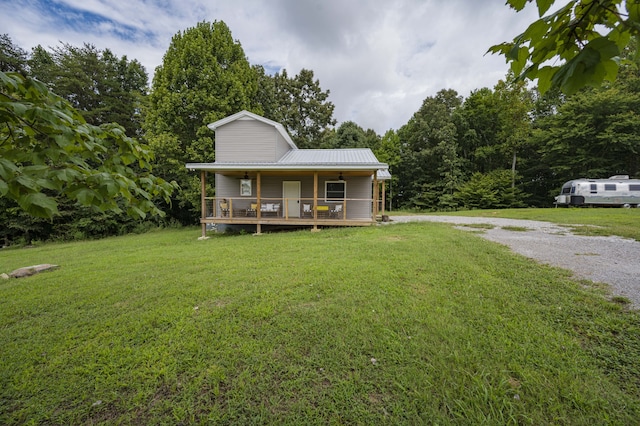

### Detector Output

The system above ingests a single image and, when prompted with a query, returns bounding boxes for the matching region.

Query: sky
[0,0,544,134]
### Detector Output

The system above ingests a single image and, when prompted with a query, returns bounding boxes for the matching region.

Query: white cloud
[0,0,543,133]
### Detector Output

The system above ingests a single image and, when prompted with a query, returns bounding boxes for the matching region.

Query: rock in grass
[8,264,59,278]
[1,273,9,280]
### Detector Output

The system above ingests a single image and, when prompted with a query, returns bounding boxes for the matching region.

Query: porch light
[244,172,249,179]
[338,172,344,181]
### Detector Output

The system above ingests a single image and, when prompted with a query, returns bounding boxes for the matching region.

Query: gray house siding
[215,119,279,162]
[215,174,254,211]
[275,132,292,161]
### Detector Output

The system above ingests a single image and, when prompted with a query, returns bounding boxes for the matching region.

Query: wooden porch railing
[203,197,373,221]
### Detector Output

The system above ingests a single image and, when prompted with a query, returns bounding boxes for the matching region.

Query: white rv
[554,175,640,207]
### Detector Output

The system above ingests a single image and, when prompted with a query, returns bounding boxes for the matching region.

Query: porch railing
[203,197,372,221]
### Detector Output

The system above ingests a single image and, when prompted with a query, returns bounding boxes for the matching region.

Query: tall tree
[536,85,640,185]
[144,21,260,223]
[374,129,401,209]
[252,65,279,120]
[271,68,336,148]
[489,0,640,94]
[493,75,534,188]
[459,87,502,173]
[322,121,379,149]
[434,122,464,209]
[28,43,148,137]
[396,89,463,209]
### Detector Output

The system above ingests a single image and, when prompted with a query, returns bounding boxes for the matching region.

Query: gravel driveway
[387,215,640,309]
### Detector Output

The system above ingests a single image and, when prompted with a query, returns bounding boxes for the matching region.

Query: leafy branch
[488,0,640,94]
[0,71,176,218]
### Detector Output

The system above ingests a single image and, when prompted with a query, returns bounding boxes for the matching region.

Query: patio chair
[219,201,229,217]
[247,203,257,216]
[302,204,312,217]
[330,204,343,218]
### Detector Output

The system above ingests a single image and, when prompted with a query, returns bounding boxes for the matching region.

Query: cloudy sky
[1,0,544,134]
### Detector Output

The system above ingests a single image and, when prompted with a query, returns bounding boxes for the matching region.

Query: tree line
[1,13,639,244]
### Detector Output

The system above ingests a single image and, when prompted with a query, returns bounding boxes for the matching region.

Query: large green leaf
[17,192,58,218]
[536,0,555,16]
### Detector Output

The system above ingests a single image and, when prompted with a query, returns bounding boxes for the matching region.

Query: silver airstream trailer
[554,175,640,207]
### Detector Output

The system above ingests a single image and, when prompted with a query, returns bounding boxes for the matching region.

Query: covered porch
[195,169,389,236]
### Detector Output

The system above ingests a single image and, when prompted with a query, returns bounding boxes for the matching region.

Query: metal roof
[186,147,389,176]
[279,148,382,165]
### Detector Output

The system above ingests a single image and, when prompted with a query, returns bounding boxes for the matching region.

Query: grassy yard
[1,222,639,424]
[418,207,640,241]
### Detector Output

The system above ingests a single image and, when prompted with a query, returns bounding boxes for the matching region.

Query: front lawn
[1,224,639,424]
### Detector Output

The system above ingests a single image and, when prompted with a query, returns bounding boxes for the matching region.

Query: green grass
[501,226,530,232]
[1,224,640,424]
[417,207,640,240]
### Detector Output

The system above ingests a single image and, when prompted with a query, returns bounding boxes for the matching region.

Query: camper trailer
[554,175,640,207]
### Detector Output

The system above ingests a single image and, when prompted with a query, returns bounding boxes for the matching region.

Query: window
[590,184,597,193]
[630,184,640,191]
[325,181,346,201]
[604,184,616,191]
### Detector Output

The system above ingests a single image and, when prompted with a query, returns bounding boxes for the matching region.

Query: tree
[375,129,401,209]
[396,89,464,209]
[271,68,336,148]
[320,121,379,149]
[252,65,279,120]
[434,123,464,209]
[28,43,148,137]
[0,71,174,219]
[459,87,502,173]
[535,85,640,185]
[0,34,27,73]
[493,75,534,188]
[455,170,525,209]
[144,21,260,223]
[489,0,640,94]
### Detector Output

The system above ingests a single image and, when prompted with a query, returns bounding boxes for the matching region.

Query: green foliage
[489,0,640,94]
[0,71,175,219]
[535,83,640,185]
[1,225,639,423]
[455,170,526,209]
[319,120,379,149]
[145,21,260,223]
[269,68,336,148]
[396,89,464,209]
[27,43,148,137]
[0,34,27,73]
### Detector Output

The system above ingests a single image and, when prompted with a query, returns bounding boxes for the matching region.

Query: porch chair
[330,204,343,218]
[302,204,312,217]
[219,201,229,217]
[247,203,257,216]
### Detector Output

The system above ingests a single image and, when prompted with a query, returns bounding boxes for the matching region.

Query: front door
[283,181,301,218]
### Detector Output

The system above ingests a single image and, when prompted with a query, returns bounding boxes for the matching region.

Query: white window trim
[325,180,346,202]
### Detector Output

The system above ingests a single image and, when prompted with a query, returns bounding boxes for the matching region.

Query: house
[186,110,390,236]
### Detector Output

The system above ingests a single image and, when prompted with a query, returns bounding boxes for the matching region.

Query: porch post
[256,172,262,235]
[199,171,207,239]
[373,171,379,222]
[381,181,386,215]
[312,171,319,232]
